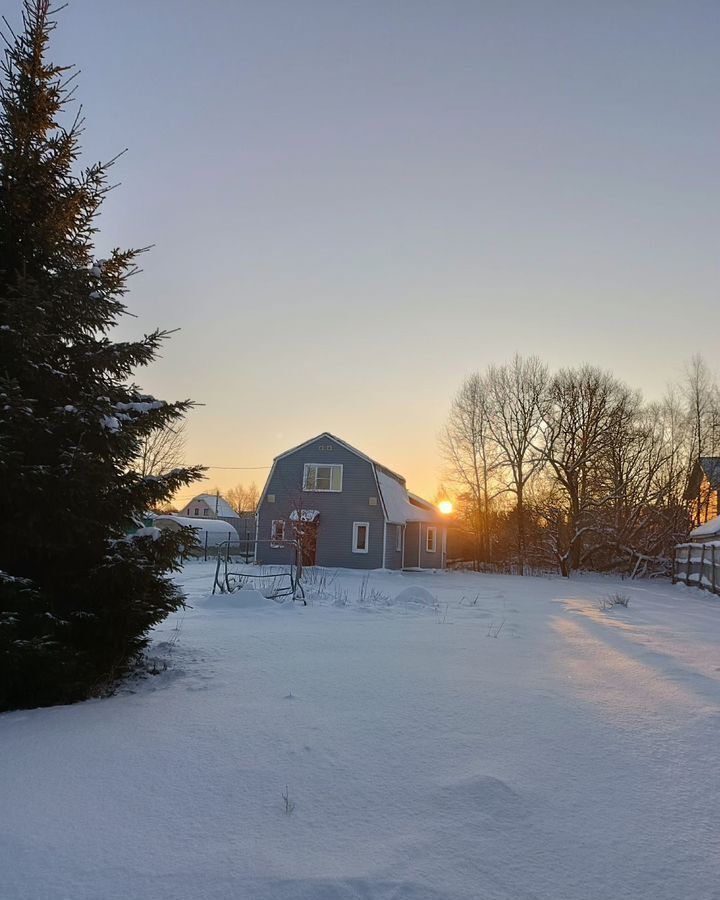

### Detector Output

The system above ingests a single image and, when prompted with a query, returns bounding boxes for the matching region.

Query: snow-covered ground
[3,564,720,900]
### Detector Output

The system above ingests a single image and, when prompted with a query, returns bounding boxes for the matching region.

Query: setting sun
[438,500,453,515]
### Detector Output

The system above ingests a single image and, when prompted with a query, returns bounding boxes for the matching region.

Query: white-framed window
[352,521,369,554]
[303,463,343,492]
[426,526,437,553]
[396,525,403,552]
[270,519,285,548]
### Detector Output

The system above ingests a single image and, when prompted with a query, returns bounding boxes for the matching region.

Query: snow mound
[437,775,527,821]
[196,590,276,610]
[394,586,438,607]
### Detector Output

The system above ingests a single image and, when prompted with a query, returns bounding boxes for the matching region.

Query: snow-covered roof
[154,516,239,538]
[689,515,720,540]
[186,494,238,519]
[375,469,439,524]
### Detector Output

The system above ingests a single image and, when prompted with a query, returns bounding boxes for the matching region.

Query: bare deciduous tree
[540,367,630,575]
[485,355,548,573]
[442,354,720,577]
[225,482,260,515]
[134,421,188,478]
[440,373,503,566]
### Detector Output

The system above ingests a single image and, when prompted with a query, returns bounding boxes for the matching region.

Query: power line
[202,465,271,470]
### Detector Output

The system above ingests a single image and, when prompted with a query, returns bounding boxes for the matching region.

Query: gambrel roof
[264,432,441,525]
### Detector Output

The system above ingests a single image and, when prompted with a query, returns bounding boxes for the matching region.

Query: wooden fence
[673,542,720,596]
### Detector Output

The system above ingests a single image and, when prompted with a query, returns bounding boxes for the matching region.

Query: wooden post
[712,544,717,596]
[686,544,692,585]
[699,544,706,591]
[671,545,676,584]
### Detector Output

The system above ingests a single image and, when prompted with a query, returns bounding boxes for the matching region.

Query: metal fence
[673,542,720,596]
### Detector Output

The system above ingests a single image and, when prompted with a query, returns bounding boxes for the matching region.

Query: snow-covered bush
[599,593,630,611]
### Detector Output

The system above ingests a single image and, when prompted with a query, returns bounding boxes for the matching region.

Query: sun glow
[438,500,453,515]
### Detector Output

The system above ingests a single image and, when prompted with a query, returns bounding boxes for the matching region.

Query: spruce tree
[0,1,204,710]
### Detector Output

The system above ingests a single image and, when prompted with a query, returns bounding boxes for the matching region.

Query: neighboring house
[180,493,238,521]
[154,515,239,550]
[685,458,720,526]
[178,492,255,537]
[255,432,447,570]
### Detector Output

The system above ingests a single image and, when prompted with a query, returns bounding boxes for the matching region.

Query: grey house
[255,433,447,570]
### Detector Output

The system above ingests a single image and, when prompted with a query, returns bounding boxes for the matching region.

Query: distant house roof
[268,432,441,525]
[684,457,720,499]
[699,458,720,490]
[186,493,239,519]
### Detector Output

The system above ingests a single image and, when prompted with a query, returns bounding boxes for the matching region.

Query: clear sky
[41,0,720,503]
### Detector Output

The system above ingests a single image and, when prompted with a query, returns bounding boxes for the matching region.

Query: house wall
[181,498,215,518]
[228,513,256,538]
[404,523,420,567]
[419,522,445,569]
[686,463,720,526]
[256,439,386,569]
[384,523,404,570]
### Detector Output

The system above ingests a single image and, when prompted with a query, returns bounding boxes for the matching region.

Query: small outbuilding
[688,515,720,543]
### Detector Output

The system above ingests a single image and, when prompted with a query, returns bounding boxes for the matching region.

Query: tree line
[441,355,720,577]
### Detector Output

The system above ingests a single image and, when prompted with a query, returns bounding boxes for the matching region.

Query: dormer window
[303,463,343,492]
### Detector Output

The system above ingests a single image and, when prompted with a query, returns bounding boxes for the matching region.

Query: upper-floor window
[426,526,437,553]
[203,509,209,516]
[193,508,199,516]
[303,463,343,492]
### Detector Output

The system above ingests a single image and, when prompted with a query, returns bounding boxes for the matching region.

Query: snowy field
[3,564,720,900]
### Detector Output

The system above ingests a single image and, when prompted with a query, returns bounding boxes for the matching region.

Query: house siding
[256,440,386,569]
[419,522,445,569]
[404,522,420,567]
[384,523,404,570]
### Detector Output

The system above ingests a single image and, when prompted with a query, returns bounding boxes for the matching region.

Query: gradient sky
[39,0,720,504]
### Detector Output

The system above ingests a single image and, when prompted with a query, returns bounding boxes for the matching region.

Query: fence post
[712,544,717,596]
[671,545,676,584]
[204,531,208,562]
[686,544,692,584]
[699,544,706,591]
